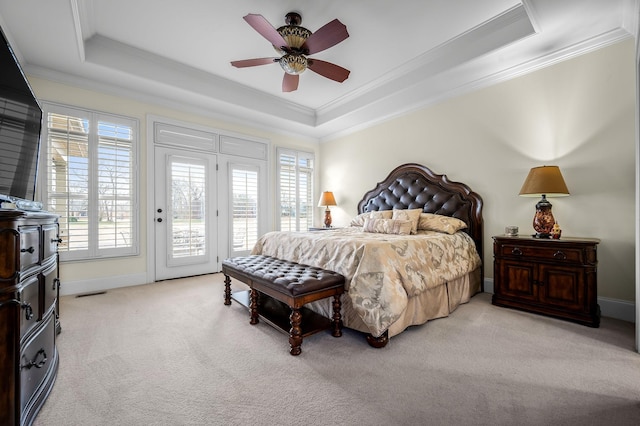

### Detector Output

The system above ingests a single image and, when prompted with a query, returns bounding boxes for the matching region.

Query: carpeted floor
[34,273,640,426]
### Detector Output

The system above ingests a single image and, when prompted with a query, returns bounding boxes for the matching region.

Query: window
[277,148,314,231]
[41,103,138,261]
[230,164,259,253]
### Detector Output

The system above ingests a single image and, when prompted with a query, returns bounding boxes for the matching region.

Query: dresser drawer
[42,259,58,318]
[18,275,40,339]
[20,313,56,415]
[19,226,41,272]
[42,223,59,262]
[497,242,584,264]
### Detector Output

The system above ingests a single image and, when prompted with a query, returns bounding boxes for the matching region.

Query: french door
[154,146,217,280]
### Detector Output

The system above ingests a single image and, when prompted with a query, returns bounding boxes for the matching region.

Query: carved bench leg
[289,308,303,356]
[249,289,259,325]
[223,274,232,305]
[331,294,343,337]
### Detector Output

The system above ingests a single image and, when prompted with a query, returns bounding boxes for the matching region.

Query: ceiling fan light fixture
[232,12,350,91]
[276,24,311,50]
[279,54,307,75]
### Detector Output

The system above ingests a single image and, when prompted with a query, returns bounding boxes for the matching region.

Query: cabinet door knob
[553,251,567,260]
[511,247,523,256]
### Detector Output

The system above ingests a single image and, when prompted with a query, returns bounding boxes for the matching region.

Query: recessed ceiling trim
[316,3,536,126]
[83,34,317,126]
[69,0,86,61]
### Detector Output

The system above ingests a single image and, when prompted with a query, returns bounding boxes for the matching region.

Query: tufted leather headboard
[357,163,484,261]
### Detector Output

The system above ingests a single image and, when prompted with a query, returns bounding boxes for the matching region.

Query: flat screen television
[0,24,43,209]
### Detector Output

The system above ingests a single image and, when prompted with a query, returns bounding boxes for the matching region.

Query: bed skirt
[306,266,482,338]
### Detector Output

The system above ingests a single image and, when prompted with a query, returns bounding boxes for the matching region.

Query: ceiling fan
[231,12,350,92]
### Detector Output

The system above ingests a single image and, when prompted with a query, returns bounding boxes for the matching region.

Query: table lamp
[318,191,337,228]
[519,165,569,238]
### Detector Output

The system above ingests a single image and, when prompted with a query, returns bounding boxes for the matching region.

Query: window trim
[39,101,140,261]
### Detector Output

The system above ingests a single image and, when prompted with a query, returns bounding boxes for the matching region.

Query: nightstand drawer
[498,243,583,264]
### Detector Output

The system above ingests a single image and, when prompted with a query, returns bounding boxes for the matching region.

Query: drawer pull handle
[52,238,63,244]
[21,246,35,254]
[53,278,60,291]
[511,248,523,256]
[553,251,567,260]
[21,302,34,320]
[22,348,47,369]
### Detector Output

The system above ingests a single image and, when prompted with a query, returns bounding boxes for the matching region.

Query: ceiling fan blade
[243,14,289,50]
[307,59,350,83]
[282,73,299,92]
[303,19,349,55]
[231,58,277,68]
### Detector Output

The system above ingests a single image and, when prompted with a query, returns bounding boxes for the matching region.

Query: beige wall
[28,77,317,286]
[320,39,636,302]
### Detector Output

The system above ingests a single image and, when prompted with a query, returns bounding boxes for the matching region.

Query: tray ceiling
[0,0,635,140]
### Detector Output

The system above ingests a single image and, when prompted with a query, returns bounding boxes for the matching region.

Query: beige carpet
[34,273,640,426]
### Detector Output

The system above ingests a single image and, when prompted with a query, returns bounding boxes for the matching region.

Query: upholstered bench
[222,255,345,356]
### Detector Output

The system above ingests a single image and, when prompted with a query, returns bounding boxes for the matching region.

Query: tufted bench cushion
[222,255,345,355]
[223,255,345,296]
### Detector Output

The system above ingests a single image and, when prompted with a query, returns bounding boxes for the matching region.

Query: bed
[251,163,483,347]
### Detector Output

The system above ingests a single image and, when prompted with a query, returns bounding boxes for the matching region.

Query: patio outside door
[154,146,217,280]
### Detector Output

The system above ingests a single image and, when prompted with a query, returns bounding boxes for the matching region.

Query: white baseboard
[483,278,636,324]
[60,273,149,297]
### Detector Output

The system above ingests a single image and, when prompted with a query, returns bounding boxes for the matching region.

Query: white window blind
[231,165,259,252]
[41,103,138,260]
[170,158,206,259]
[277,149,314,231]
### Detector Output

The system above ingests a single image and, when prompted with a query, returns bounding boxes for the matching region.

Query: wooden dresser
[492,235,600,327]
[0,209,61,426]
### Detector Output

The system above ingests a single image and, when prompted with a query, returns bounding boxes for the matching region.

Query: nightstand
[492,235,600,327]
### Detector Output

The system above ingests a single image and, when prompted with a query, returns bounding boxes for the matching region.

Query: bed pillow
[418,213,468,234]
[369,210,393,220]
[349,212,370,227]
[363,218,412,235]
[391,208,422,234]
[350,210,393,227]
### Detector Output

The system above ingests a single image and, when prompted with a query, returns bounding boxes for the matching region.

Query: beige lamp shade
[519,166,570,197]
[318,191,337,207]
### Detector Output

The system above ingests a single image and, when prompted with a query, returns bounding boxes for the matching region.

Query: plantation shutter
[97,120,134,251]
[42,104,138,261]
[231,164,259,253]
[277,149,314,231]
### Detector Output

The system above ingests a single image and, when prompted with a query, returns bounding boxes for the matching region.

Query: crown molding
[316,3,536,127]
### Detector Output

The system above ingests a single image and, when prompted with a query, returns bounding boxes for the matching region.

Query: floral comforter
[251,227,481,337]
